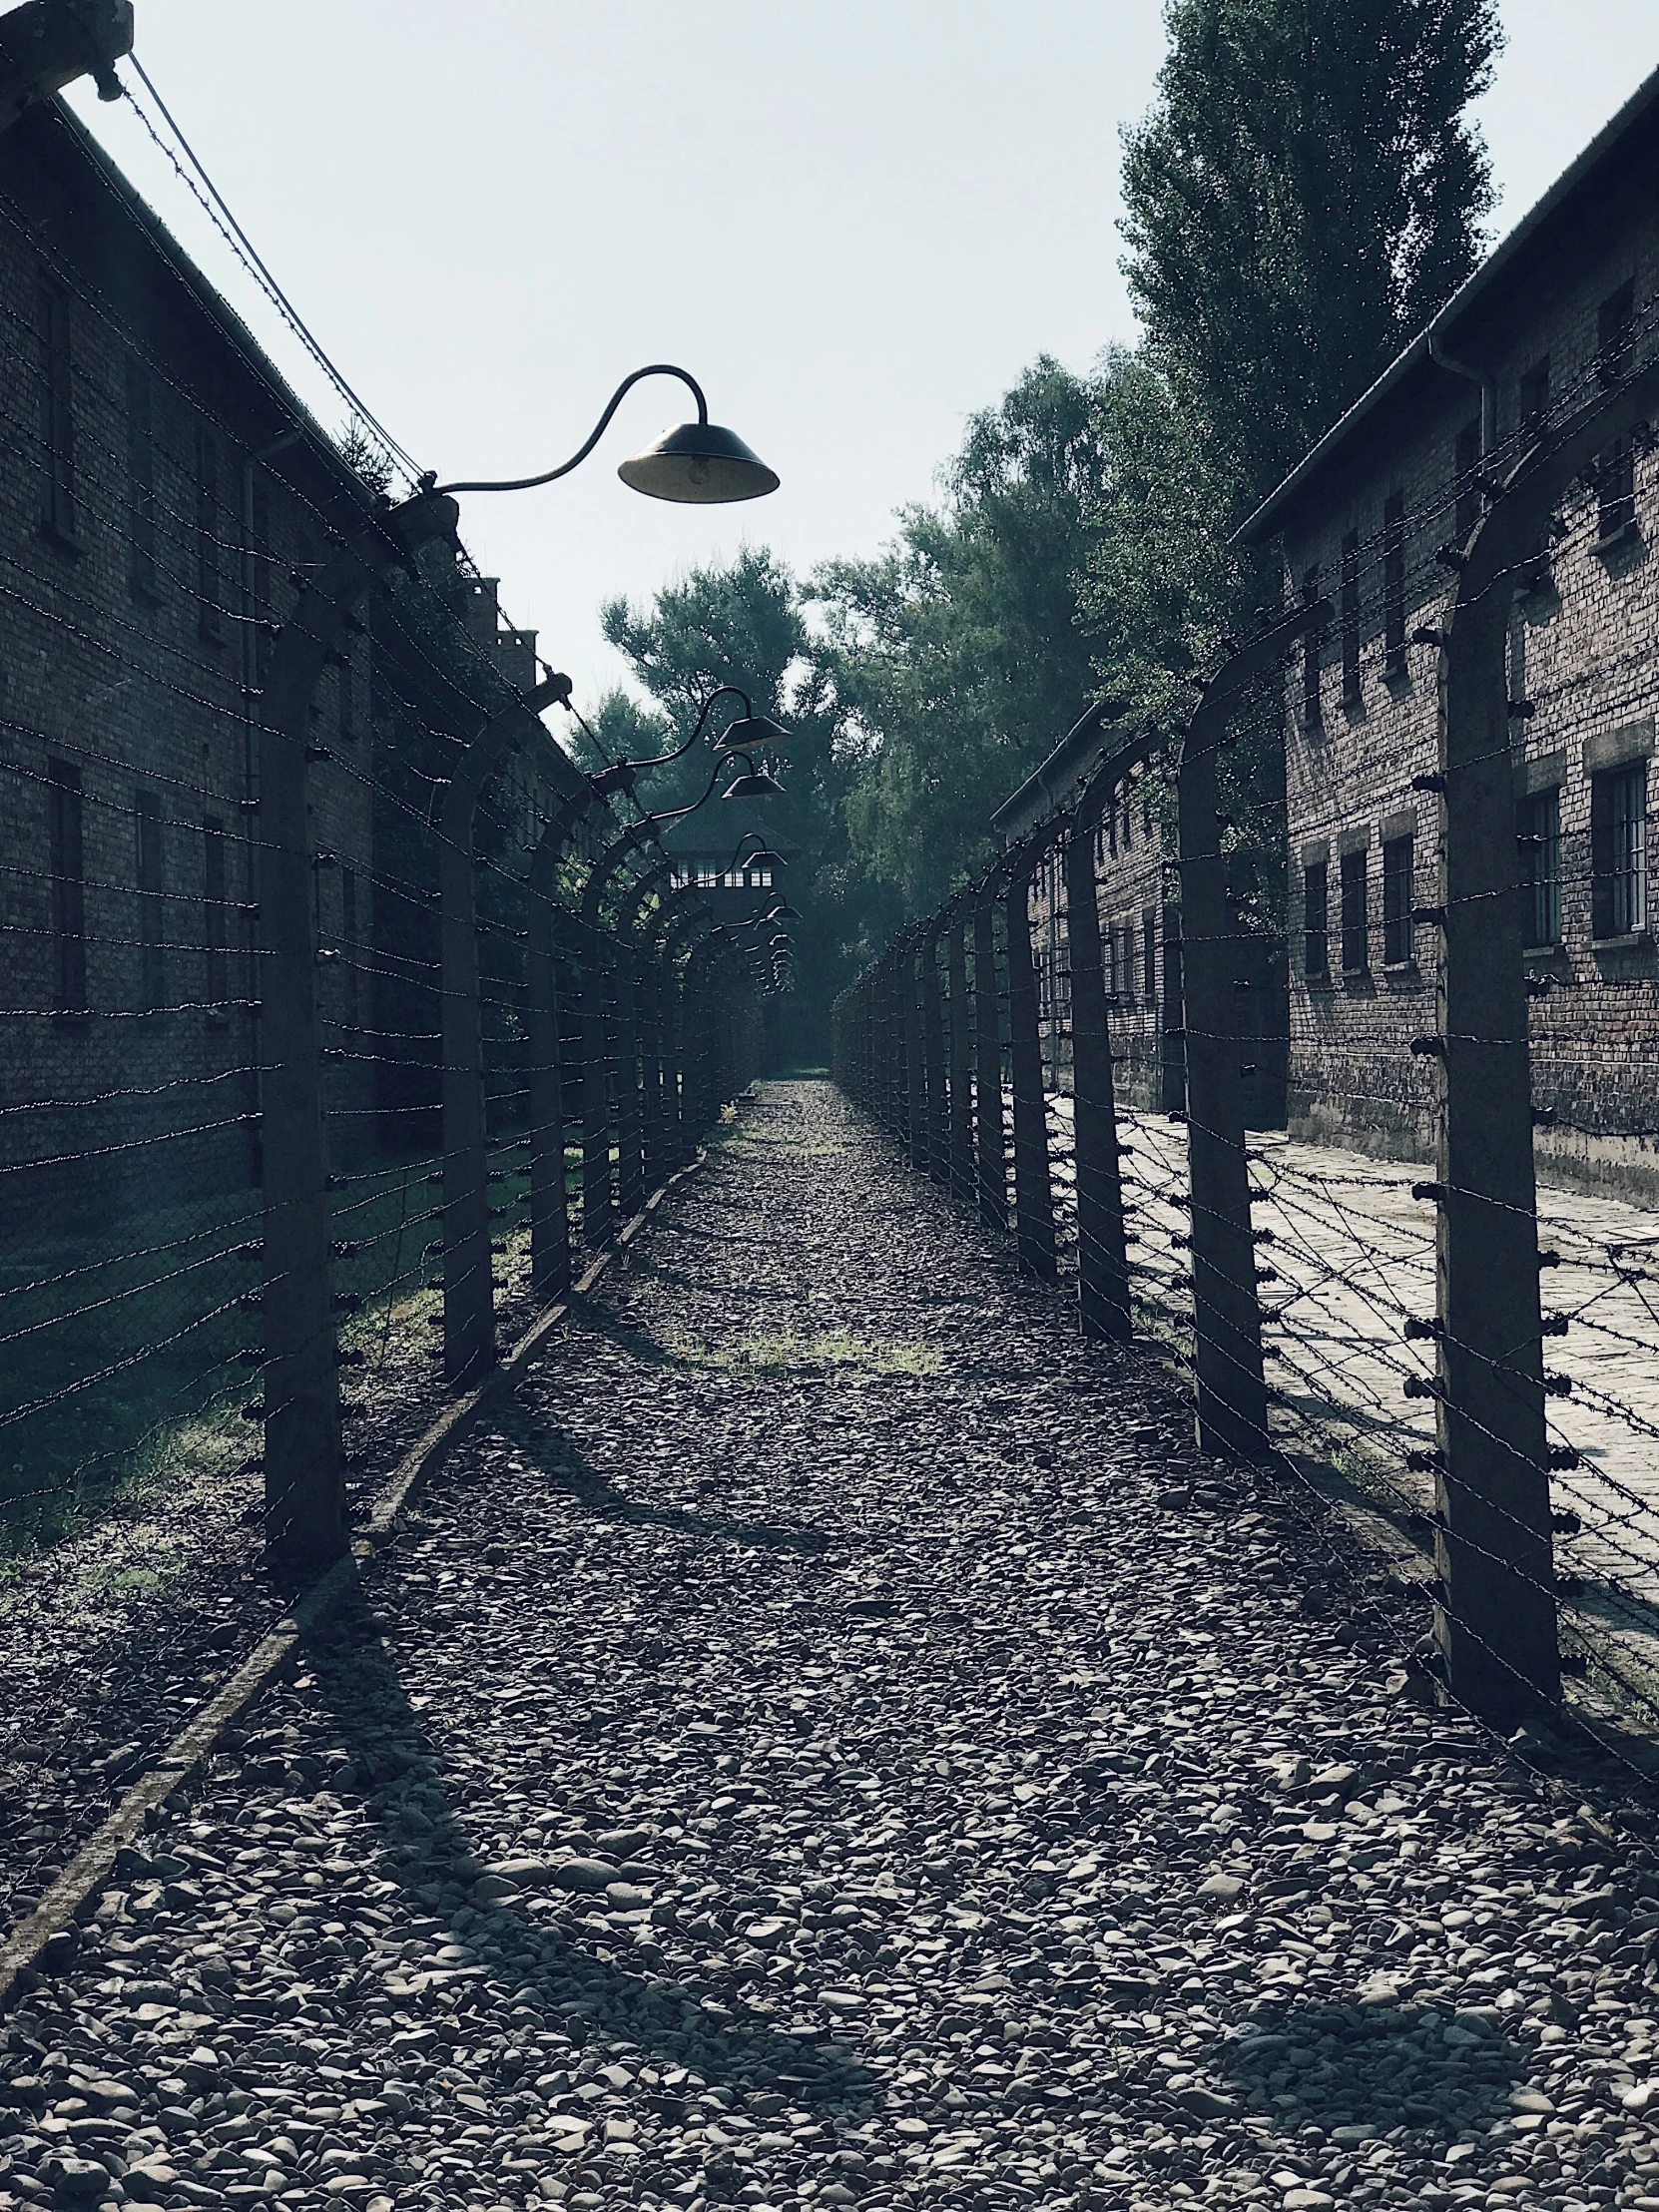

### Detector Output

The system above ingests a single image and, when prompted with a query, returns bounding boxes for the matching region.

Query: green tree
[1121,0,1501,515]
[814,356,1107,910]
[597,548,882,1059]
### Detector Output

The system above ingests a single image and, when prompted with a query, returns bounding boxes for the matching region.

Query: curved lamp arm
[433,364,708,497]
[643,751,750,828]
[620,684,756,774]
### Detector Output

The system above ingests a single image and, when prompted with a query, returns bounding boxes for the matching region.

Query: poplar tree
[1120,0,1502,515]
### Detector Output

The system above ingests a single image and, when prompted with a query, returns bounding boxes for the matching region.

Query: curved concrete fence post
[1426,358,1659,1721]
[435,673,570,1388]
[259,488,457,1573]
[1003,825,1061,1279]
[1067,754,1133,1343]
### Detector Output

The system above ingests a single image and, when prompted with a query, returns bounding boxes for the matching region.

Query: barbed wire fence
[833,310,1659,1768]
[0,138,760,1574]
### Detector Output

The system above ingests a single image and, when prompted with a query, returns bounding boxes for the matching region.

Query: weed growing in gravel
[672,1327,943,1378]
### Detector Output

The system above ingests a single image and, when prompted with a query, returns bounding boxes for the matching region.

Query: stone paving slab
[7,1082,1659,2212]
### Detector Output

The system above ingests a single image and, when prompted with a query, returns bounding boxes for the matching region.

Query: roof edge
[1236,57,1659,548]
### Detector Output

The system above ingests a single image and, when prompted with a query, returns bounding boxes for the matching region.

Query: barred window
[127,357,157,597]
[1303,862,1329,979]
[196,425,223,642]
[1453,418,1481,543]
[1382,834,1414,965]
[1340,848,1369,973]
[1301,564,1323,729]
[48,760,86,1009]
[38,282,75,543]
[1517,787,1561,949]
[1592,763,1647,937]
[1340,531,1362,709]
[203,816,228,1008]
[136,790,164,1010]
[1382,494,1405,680]
[1142,907,1157,1003]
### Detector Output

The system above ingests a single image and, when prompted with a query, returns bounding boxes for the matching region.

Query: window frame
[1339,847,1370,975]
[1382,833,1415,966]
[1382,494,1405,681]
[1591,761,1648,939]
[48,759,86,1010]
[38,282,75,546]
[1516,786,1562,950]
[1340,531,1362,710]
[1303,860,1330,981]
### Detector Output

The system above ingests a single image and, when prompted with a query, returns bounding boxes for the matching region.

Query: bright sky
[65,1,1656,711]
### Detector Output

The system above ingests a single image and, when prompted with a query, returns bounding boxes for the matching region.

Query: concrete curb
[0,1149,710,2010]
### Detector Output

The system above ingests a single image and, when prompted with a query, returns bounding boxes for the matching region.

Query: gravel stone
[12,1082,1659,2212]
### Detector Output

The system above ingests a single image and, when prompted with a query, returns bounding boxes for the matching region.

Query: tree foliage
[1120,0,1502,514]
[812,357,1106,911]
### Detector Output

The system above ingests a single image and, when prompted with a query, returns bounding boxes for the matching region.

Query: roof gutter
[1427,326,1494,460]
[1234,55,1659,548]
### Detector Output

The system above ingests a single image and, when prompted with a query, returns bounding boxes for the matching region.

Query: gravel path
[9,1079,1659,2212]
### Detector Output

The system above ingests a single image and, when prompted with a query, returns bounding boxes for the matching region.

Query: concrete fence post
[920,913,949,1183]
[259,489,456,1573]
[436,675,570,1388]
[945,898,976,1206]
[973,864,1008,1233]
[1068,746,1142,1342]
[1426,361,1659,1720]
[1179,604,1323,1459]
[524,795,594,1303]
[902,928,928,1176]
[1004,826,1060,1278]
[577,826,645,1244]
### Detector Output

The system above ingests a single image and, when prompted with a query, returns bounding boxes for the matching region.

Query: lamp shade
[724,714,791,749]
[723,765,787,800]
[619,422,780,504]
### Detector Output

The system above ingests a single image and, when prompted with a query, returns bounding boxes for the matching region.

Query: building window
[1519,355,1550,439]
[1599,280,1636,387]
[1596,284,1637,540]
[38,282,75,543]
[1303,861,1329,980]
[1453,417,1481,543]
[1382,834,1414,964]
[338,647,355,742]
[1382,494,1405,680]
[136,790,164,1010]
[247,469,272,687]
[203,815,228,1008]
[126,357,157,598]
[48,760,86,1010]
[1301,565,1322,728]
[196,426,223,642]
[1340,530,1362,710]
[1517,787,1561,949]
[1116,922,1135,1006]
[1142,906,1158,1003]
[341,864,360,1030]
[1340,847,1369,973]
[1592,762,1647,937]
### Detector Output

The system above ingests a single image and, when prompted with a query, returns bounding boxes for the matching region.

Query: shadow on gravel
[502,1417,830,1555]
[300,1576,873,2115]
[1214,2002,1526,2137]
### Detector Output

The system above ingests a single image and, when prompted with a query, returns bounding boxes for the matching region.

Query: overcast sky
[65,2,1657,711]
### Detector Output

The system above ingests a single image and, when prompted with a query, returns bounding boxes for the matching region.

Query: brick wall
[1273,184,1659,1202]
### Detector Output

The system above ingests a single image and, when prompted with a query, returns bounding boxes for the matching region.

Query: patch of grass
[671,1327,943,1379]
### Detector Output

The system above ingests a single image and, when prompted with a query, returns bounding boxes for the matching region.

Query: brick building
[992,707,1181,1115]
[0,87,537,1229]
[1239,61,1659,1201]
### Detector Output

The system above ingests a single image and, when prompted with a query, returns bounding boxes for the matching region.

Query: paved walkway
[1045,1099,1659,1674]
[8,1083,1659,2212]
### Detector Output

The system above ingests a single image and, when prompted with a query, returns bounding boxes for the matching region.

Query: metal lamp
[435,364,778,504]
